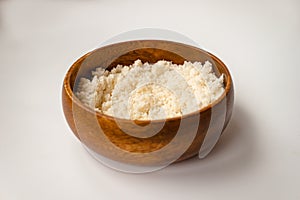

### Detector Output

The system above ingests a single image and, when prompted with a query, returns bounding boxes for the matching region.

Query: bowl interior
[69,40,228,111]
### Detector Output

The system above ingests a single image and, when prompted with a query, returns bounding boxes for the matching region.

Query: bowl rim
[63,39,232,123]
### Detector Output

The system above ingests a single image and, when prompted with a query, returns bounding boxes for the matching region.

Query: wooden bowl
[62,40,234,166]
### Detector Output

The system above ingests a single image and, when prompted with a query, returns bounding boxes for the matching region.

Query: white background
[0,0,299,199]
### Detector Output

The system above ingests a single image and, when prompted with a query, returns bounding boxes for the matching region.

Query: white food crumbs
[76,59,224,120]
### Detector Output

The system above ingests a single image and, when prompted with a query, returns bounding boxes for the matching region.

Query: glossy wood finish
[62,40,234,166]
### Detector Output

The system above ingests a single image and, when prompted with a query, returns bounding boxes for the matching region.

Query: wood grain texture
[62,40,234,166]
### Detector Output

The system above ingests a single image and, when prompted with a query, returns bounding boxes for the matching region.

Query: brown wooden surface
[62,40,234,166]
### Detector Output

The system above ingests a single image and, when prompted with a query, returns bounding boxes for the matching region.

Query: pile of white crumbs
[76,59,224,120]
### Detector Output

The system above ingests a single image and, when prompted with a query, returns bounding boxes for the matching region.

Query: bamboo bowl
[62,40,234,167]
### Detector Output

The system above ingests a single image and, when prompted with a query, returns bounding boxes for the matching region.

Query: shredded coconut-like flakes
[76,60,224,120]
